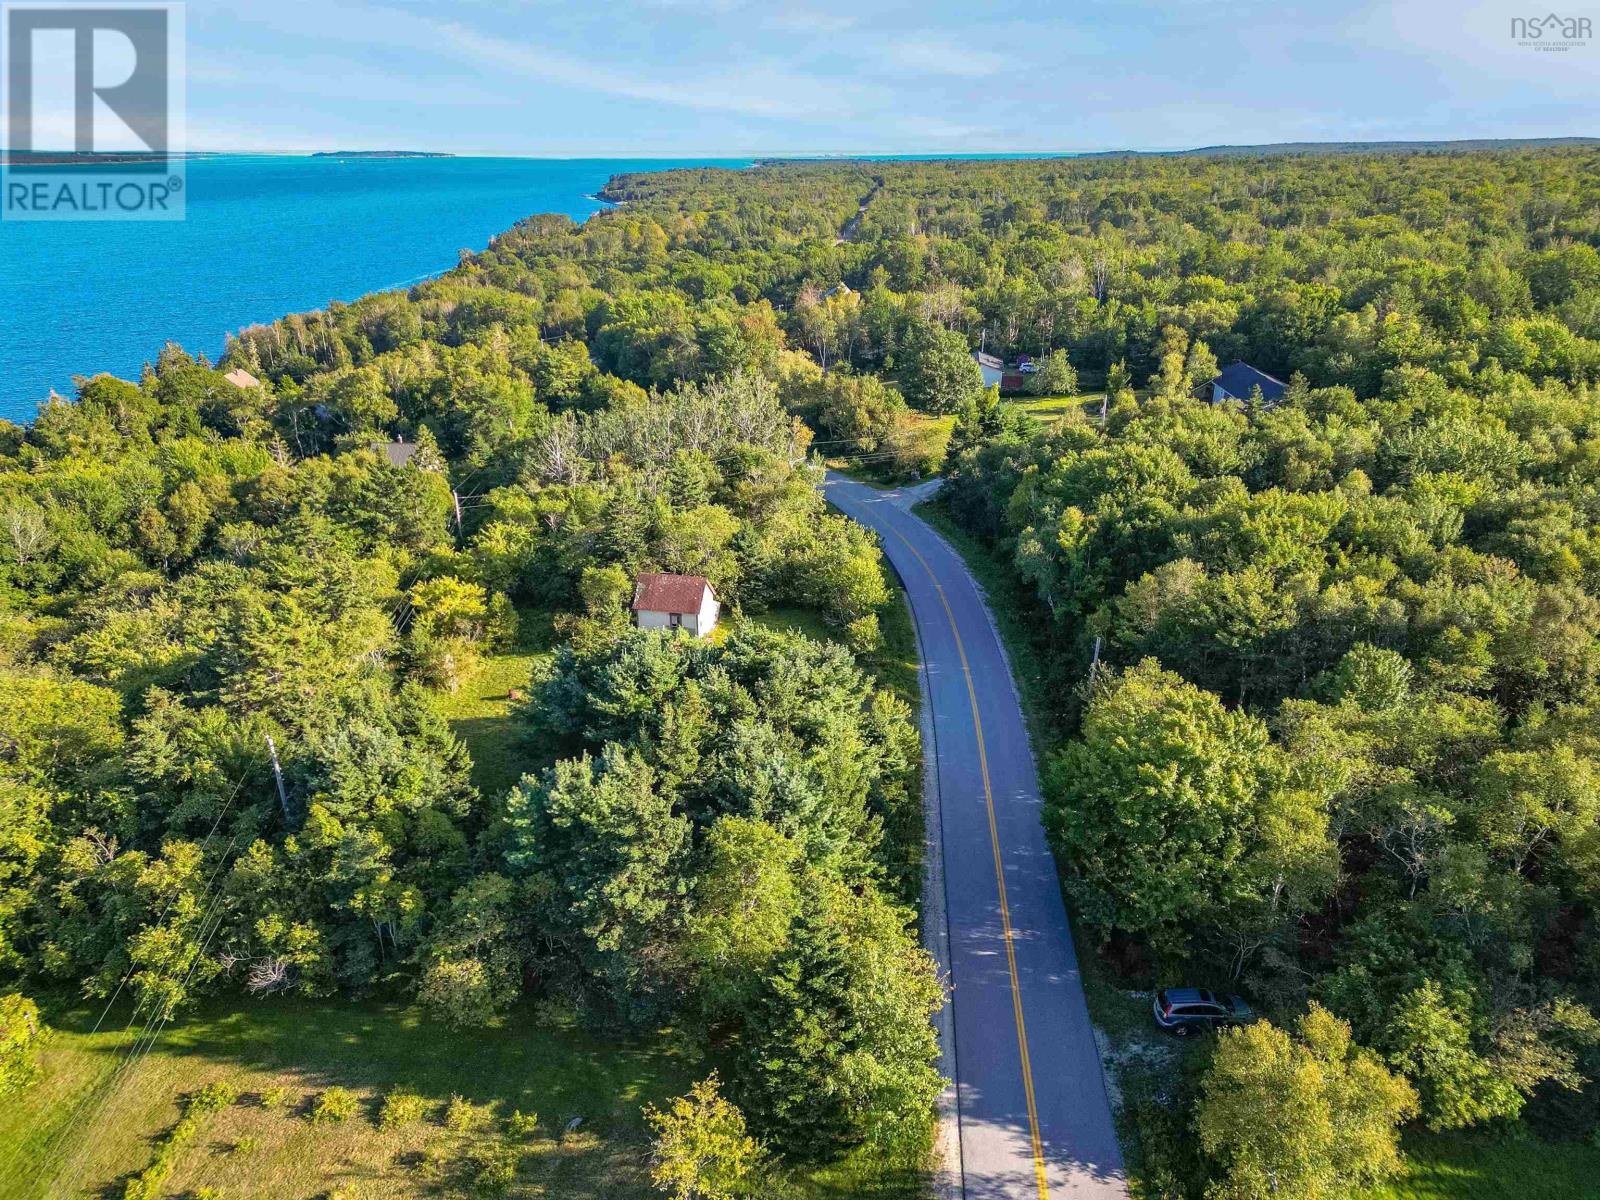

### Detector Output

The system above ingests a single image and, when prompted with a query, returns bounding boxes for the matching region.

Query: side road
[825,474,1128,1200]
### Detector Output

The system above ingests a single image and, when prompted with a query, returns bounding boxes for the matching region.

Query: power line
[8,750,267,1186]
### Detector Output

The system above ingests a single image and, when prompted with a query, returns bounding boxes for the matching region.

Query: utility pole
[452,489,464,537]
[1089,635,1102,678]
[265,734,291,823]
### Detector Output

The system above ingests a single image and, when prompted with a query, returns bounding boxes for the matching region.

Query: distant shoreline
[7,135,1592,166]
[310,150,455,159]
[0,151,216,167]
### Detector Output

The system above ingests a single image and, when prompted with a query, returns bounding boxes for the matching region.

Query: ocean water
[0,155,746,423]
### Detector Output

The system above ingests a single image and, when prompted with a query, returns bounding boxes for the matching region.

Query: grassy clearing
[3,996,930,1200]
[430,609,556,799]
[740,592,920,712]
[1,996,701,1200]
[741,605,837,645]
[1363,1131,1600,1200]
[823,392,1098,483]
[1012,392,1104,426]
[903,411,956,467]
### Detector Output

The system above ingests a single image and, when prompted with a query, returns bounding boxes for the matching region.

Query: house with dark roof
[1206,362,1288,407]
[371,439,419,468]
[973,351,1004,388]
[632,573,719,637]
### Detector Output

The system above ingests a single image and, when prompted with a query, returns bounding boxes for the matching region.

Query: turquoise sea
[0,155,746,422]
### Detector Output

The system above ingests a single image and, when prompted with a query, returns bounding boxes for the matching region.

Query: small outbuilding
[371,439,419,468]
[973,351,1004,388]
[632,572,719,637]
[1207,362,1288,407]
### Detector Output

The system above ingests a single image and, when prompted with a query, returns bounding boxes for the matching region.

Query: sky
[29,0,1600,155]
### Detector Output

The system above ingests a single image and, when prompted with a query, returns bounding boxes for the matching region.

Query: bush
[845,614,881,655]
[1024,349,1077,397]
[308,1086,359,1125]
[379,1087,429,1130]
[259,1086,292,1110]
[506,1109,540,1138]
[444,1093,485,1132]
[122,1084,239,1199]
[646,1074,768,1200]
[467,1140,521,1197]
[418,954,515,1029]
[0,993,47,1099]
[231,1136,260,1155]
[188,1082,240,1114]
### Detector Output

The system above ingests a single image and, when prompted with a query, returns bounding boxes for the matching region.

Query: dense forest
[5,145,1600,1197]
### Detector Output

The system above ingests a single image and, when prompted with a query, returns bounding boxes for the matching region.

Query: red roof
[632,572,713,614]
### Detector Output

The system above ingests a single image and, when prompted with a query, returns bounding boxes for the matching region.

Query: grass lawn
[741,604,838,645]
[1363,1131,1600,1200]
[2,995,930,1200]
[824,392,1098,484]
[1,996,703,1200]
[429,609,556,799]
[739,592,921,712]
[1012,392,1104,426]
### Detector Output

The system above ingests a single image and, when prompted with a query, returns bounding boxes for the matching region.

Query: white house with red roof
[632,572,719,637]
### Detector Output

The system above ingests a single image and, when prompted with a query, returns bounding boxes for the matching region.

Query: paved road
[825,474,1128,1200]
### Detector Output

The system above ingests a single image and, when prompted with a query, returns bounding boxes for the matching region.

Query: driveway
[825,473,1128,1200]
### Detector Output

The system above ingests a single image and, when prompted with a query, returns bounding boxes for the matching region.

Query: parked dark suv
[1152,988,1254,1036]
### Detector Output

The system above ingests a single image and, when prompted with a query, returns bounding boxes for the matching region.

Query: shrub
[468,1140,521,1197]
[444,1094,485,1133]
[0,994,48,1099]
[231,1136,260,1155]
[645,1074,767,1200]
[259,1086,292,1110]
[379,1088,429,1130]
[188,1083,239,1114]
[418,955,515,1029]
[845,613,881,654]
[122,1084,239,1199]
[308,1086,359,1125]
[506,1109,539,1138]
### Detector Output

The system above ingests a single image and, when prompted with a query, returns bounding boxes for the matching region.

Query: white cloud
[386,11,866,118]
[766,5,857,34]
[879,33,1006,77]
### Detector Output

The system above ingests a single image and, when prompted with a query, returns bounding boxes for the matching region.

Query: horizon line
[8,135,1597,160]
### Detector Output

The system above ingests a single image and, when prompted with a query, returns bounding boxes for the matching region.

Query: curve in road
[825,473,1128,1200]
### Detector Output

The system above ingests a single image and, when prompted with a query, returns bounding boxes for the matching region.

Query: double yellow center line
[884,517,1050,1200]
